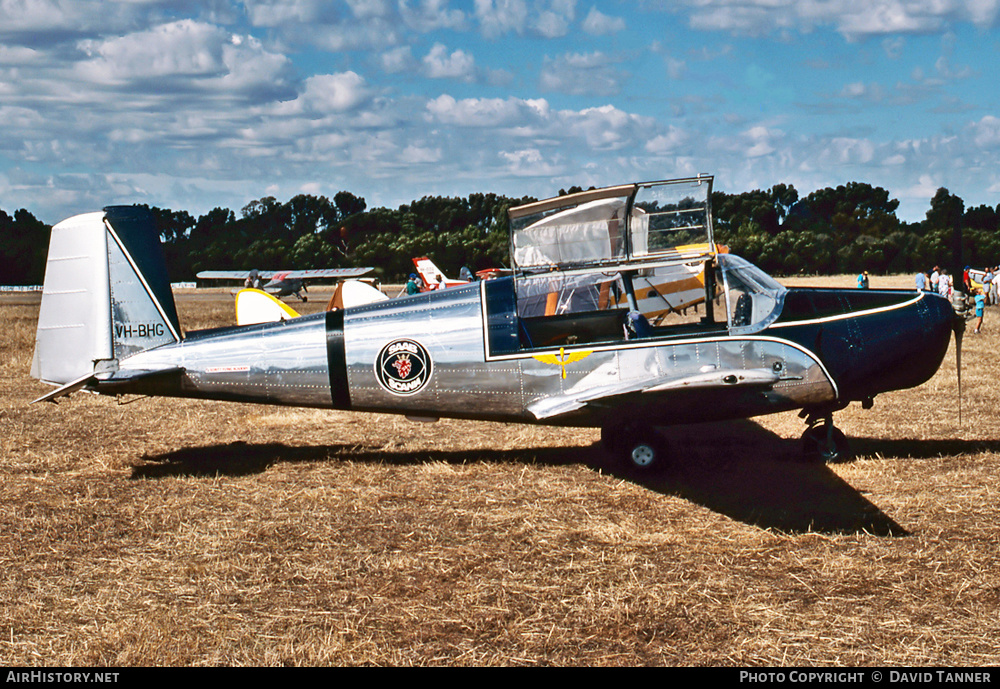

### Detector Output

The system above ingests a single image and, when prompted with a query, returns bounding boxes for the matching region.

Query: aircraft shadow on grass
[128,418,1000,536]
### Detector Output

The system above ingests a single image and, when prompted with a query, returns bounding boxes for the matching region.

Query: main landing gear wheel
[800,423,852,463]
[602,425,669,473]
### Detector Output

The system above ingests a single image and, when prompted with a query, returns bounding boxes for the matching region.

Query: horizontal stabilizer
[31,372,98,404]
[31,365,186,404]
[94,366,186,396]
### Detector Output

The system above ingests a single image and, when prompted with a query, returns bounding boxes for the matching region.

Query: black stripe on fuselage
[325,309,351,409]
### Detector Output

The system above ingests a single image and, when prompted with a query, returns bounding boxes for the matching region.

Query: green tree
[0,209,49,284]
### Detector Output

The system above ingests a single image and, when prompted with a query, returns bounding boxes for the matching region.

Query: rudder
[31,206,180,386]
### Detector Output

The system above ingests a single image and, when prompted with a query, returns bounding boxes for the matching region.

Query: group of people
[914,265,996,334]
[914,266,957,299]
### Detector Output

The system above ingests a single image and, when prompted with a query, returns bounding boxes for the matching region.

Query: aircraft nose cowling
[817,291,954,402]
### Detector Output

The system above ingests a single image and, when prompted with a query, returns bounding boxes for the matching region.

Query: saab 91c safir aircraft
[30,176,959,469]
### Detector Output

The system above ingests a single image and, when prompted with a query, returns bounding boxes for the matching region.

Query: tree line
[2,183,999,285]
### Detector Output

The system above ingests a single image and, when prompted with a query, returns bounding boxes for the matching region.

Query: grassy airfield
[2,276,999,665]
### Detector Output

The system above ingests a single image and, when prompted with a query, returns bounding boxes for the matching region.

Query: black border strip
[325,309,351,409]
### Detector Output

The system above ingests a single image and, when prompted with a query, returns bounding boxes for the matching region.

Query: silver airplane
[30,176,958,470]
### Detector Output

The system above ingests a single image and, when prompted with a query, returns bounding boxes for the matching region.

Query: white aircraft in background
[411,257,474,291]
[197,267,373,302]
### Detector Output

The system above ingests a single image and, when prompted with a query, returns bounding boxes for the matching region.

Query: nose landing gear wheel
[602,425,668,473]
[801,423,852,463]
[630,441,657,468]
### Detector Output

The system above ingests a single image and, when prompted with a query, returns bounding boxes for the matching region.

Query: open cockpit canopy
[508,175,717,275]
[491,175,787,346]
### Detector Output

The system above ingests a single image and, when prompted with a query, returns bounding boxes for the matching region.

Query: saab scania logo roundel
[375,339,432,396]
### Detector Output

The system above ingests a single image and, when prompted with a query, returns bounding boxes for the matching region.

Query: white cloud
[0,0,142,44]
[665,56,686,80]
[533,0,577,38]
[297,72,373,113]
[970,115,1000,148]
[676,0,1000,39]
[582,6,625,35]
[423,43,476,81]
[219,36,298,100]
[820,137,876,165]
[744,125,779,158]
[539,51,625,96]
[474,0,579,38]
[243,0,402,51]
[839,81,886,102]
[381,46,417,73]
[882,36,905,58]
[400,143,443,163]
[935,55,973,79]
[474,0,529,38]
[499,148,563,176]
[561,104,653,151]
[73,20,296,102]
[965,0,1000,24]
[399,0,467,31]
[904,173,943,200]
[645,126,690,155]
[426,94,540,127]
[836,2,942,38]
[344,0,394,20]
[77,20,226,82]
[0,45,42,65]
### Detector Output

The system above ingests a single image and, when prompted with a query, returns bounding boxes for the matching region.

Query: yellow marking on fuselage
[532,347,593,379]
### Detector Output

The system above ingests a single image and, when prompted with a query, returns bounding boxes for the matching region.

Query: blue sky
[3,0,1000,225]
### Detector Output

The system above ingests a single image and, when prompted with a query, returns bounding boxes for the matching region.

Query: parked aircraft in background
[411,257,511,291]
[968,267,996,290]
[197,267,373,301]
[235,280,389,326]
[31,177,960,470]
[412,256,472,291]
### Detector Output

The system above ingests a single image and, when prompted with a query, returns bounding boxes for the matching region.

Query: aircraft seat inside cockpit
[625,310,652,339]
[519,309,629,348]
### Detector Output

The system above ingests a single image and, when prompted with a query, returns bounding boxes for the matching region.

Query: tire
[800,424,852,463]
[611,428,668,473]
[627,438,660,469]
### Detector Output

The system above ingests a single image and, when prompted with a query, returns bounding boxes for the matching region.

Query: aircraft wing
[526,367,786,420]
[196,268,373,280]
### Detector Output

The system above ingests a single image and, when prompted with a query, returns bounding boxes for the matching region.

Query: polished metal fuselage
[118,279,851,427]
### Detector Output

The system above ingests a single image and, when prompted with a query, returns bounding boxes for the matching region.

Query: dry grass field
[2,276,1000,666]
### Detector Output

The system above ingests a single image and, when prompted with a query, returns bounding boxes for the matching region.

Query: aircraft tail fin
[413,256,448,289]
[31,206,181,387]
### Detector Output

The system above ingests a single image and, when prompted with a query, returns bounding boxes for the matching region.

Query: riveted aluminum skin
[118,313,332,407]
[343,283,526,418]
[339,279,838,426]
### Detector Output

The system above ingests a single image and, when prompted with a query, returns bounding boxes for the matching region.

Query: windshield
[718,254,787,333]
